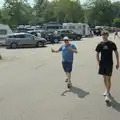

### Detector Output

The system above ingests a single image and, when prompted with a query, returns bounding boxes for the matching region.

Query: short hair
[102,30,109,36]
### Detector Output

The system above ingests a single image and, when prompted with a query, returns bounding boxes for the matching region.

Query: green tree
[84,0,114,26]
[113,18,120,27]
[2,0,33,27]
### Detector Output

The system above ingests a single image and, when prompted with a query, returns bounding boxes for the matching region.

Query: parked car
[6,33,47,49]
[54,29,82,40]
[27,30,42,38]
[92,28,102,36]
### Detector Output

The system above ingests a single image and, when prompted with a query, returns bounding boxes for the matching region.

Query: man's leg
[67,62,73,88]
[67,72,71,83]
[62,62,68,82]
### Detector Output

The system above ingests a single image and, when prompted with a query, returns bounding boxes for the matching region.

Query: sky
[0,0,120,7]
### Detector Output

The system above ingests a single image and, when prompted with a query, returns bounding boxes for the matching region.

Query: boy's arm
[114,50,119,69]
[96,52,100,65]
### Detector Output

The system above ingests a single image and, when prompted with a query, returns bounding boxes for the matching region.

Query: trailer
[63,23,90,37]
[0,24,13,42]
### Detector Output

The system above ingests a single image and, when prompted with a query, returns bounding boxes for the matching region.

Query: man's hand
[51,48,59,53]
[67,47,73,52]
[51,48,55,53]
[67,47,78,53]
[116,63,119,69]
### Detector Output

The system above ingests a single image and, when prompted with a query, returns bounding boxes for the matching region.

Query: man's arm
[68,47,78,53]
[114,50,119,69]
[96,52,100,65]
[67,45,78,53]
[51,48,59,53]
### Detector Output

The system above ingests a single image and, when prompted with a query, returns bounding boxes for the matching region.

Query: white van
[63,23,90,37]
[0,24,13,45]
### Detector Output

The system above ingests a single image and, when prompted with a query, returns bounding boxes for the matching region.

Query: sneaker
[105,95,111,103]
[103,91,111,96]
[103,91,107,96]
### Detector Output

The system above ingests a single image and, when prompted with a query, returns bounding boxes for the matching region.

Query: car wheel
[11,43,18,49]
[36,41,44,47]
[6,45,10,49]
[77,36,81,40]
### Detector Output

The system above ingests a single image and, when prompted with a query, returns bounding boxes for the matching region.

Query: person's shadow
[61,86,89,98]
[109,96,120,112]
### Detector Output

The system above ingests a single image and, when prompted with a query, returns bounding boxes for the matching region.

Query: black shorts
[62,61,73,73]
[99,64,113,76]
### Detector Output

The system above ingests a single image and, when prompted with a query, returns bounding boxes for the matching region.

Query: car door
[24,34,35,46]
[65,30,73,39]
[61,30,68,38]
[17,34,26,46]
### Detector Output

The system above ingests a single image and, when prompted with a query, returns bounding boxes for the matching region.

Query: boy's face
[102,34,109,41]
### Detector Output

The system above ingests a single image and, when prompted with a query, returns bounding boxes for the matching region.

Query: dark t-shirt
[95,41,117,65]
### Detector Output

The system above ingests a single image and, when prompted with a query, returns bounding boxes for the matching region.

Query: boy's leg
[103,75,107,90]
[106,76,111,93]
[103,76,111,93]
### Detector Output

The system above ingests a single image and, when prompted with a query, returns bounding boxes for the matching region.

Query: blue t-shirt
[58,44,77,62]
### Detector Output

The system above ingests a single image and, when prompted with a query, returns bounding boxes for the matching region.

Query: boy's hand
[116,64,119,69]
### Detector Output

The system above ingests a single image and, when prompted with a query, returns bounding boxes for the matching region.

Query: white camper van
[63,23,90,37]
[0,24,13,39]
[0,24,13,45]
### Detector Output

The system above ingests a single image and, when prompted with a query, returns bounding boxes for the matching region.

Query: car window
[66,30,70,33]
[25,34,32,39]
[69,26,75,29]
[31,32,38,36]
[8,35,14,38]
[16,35,25,38]
[0,29,7,35]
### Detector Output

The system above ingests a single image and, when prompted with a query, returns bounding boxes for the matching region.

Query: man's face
[64,40,70,45]
[102,34,108,41]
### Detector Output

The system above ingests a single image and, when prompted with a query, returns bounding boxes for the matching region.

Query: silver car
[6,33,47,49]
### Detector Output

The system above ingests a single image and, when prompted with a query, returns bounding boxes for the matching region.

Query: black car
[54,29,82,40]
[92,28,103,36]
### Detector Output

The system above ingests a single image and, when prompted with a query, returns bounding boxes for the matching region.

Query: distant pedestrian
[51,37,78,89]
[114,28,120,39]
[95,30,119,103]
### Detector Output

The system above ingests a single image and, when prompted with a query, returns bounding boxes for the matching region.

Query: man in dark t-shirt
[96,30,119,102]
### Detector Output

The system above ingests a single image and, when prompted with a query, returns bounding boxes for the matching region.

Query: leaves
[0,0,120,27]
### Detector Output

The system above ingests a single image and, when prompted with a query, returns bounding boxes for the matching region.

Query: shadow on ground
[61,86,89,98]
[110,96,120,112]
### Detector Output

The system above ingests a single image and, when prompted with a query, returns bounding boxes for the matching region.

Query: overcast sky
[0,0,120,7]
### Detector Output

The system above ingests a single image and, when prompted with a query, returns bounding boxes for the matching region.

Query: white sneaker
[103,91,111,96]
[105,95,111,103]
[103,91,107,96]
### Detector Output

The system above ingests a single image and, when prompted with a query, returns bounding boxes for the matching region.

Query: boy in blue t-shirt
[52,37,78,88]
